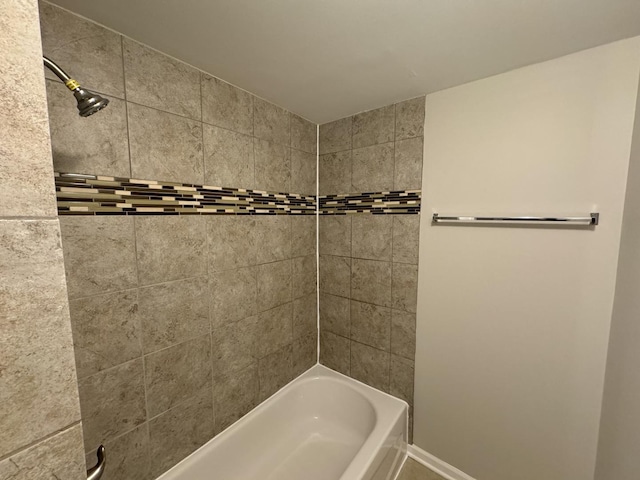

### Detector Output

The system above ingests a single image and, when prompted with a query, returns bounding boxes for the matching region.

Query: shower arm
[42,56,109,117]
[43,56,81,90]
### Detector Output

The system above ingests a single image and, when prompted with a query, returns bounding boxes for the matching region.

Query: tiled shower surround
[40,2,316,479]
[39,2,423,478]
[318,99,425,438]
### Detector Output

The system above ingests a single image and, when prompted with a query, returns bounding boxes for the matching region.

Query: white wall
[594,68,640,480]
[414,38,640,480]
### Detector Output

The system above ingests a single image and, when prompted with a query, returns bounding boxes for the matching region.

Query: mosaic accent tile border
[319,190,421,214]
[55,173,317,215]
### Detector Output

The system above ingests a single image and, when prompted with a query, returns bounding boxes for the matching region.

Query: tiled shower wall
[317,99,425,436]
[0,0,85,478]
[40,2,317,479]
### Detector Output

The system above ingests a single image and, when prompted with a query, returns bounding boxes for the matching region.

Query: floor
[397,458,447,480]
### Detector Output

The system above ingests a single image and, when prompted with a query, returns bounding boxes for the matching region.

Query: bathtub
[156,364,408,480]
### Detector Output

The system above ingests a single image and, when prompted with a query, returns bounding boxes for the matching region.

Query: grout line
[389,105,396,393]
[0,421,82,463]
[83,420,146,455]
[76,330,212,383]
[0,216,59,221]
[209,330,216,433]
[199,72,206,185]
[252,96,257,191]
[120,36,133,179]
[316,123,321,364]
[131,218,142,285]
[348,115,355,362]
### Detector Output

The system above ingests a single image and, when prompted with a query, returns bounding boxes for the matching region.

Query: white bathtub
[157,364,408,480]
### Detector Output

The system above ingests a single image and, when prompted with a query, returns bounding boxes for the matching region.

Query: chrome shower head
[43,56,109,117]
[73,87,109,117]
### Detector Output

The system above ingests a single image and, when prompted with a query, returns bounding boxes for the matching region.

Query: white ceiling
[50,0,640,124]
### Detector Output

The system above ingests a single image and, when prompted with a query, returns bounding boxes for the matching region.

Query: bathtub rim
[155,362,409,480]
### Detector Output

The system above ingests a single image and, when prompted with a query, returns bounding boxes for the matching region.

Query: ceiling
[50,0,640,124]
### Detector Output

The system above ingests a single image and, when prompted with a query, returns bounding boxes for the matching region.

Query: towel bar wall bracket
[87,445,105,480]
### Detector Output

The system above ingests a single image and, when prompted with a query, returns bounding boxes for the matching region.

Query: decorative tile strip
[319,190,421,214]
[55,173,317,215]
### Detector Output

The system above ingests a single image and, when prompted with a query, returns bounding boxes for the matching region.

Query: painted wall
[39,2,317,479]
[0,0,85,478]
[414,38,640,480]
[594,70,640,480]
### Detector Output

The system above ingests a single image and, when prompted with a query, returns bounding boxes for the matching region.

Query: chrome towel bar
[432,213,599,226]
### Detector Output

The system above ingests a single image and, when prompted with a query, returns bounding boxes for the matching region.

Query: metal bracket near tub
[87,445,106,480]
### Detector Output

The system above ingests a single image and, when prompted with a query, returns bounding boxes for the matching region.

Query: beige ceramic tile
[257,260,292,312]
[395,97,426,141]
[211,316,258,379]
[350,341,390,392]
[391,309,416,360]
[203,124,254,189]
[94,424,151,480]
[319,255,351,298]
[254,97,290,145]
[254,138,291,192]
[128,103,204,185]
[319,151,352,195]
[46,80,130,177]
[291,114,317,154]
[207,215,257,272]
[139,277,209,353]
[395,136,424,190]
[213,363,259,433]
[319,331,350,376]
[352,215,393,261]
[319,117,352,154]
[69,289,142,379]
[135,216,206,286]
[393,215,421,264]
[352,105,395,148]
[319,293,350,337]
[392,263,419,313]
[0,219,80,456]
[0,220,82,457]
[258,344,294,400]
[291,215,316,257]
[148,391,214,478]
[291,148,317,195]
[0,2,56,217]
[123,38,201,119]
[209,266,257,327]
[145,335,212,417]
[390,355,415,405]
[293,293,317,339]
[319,216,352,257]
[201,74,253,135]
[350,300,391,351]
[293,254,317,299]
[255,215,291,264]
[293,332,317,376]
[351,258,392,307]
[352,142,395,192]
[60,216,137,299]
[255,302,293,359]
[40,2,125,98]
[78,359,146,451]
[0,424,85,480]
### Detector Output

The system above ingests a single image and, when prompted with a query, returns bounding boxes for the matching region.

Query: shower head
[72,87,109,117]
[43,56,109,117]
